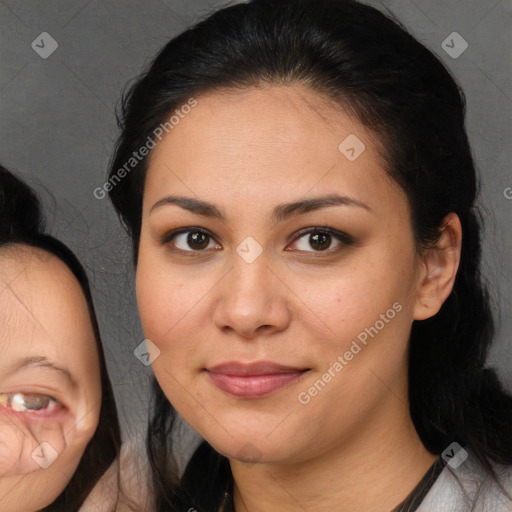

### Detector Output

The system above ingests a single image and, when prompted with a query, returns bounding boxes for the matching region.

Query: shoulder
[79,438,153,512]
[417,449,512,512]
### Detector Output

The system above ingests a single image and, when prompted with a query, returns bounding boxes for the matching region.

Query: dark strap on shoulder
[390,455,446,512]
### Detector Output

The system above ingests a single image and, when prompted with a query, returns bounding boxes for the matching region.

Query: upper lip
[206,361,309,376]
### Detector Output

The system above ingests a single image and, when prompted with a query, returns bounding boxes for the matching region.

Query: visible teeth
[0,394,7,406]
[11,394,26,412]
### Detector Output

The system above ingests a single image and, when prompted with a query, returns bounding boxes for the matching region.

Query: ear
[413,213,462,321]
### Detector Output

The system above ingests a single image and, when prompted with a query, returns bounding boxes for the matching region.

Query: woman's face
[0,245,101,511]
[136,84,429,464]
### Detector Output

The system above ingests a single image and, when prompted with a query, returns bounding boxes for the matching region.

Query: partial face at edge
[135,84,434,464]
[0,245,102,511]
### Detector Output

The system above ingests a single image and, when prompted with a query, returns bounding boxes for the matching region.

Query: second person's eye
[0,393,61,413]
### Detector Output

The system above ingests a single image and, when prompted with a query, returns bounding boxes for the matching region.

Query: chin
[202,430,297,465]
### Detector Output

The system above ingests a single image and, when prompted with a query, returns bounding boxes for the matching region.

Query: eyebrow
[9,356,76,388]
[150,194,372,222]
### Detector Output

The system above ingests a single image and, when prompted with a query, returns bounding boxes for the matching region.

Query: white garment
[417,450,512,512]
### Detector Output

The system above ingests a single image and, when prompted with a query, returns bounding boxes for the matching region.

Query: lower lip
[206,371,307,398]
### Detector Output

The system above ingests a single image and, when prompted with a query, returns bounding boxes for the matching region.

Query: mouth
[205,361,311,398]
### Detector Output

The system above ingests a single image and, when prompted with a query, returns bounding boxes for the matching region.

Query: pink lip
[206,361,309,398]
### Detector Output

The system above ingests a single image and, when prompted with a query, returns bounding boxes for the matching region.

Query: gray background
[1,0,511,448]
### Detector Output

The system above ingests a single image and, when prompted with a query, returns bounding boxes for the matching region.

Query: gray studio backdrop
[1,0,511,455]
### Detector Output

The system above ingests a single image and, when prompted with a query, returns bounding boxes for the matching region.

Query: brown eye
[290,228,354,253]
[162,228,221,252]
[187,231,210,250]
[308,232,331,251]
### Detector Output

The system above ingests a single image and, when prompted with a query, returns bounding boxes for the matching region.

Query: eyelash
[0,393,61,414]
[161,226,355,256]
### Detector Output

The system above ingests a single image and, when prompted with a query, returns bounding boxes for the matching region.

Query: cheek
[0,412,69,477]
[320,261,407,328]
[136,254,165,339]
[135,248,207,345]
[136,264,181,342]
[308,255,415,381]
[135,254,215,412]
[135,263,198,395]
[66,398,101,452]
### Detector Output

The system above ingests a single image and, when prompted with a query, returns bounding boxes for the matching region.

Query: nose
[212,249,292,340]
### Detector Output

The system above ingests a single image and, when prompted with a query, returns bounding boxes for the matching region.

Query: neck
[229,393,437,512]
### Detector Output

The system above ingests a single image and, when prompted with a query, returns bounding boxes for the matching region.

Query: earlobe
[413,213,462,321]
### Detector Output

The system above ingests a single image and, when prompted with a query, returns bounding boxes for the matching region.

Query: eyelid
[161,226,215,245]
[161,226,355,254]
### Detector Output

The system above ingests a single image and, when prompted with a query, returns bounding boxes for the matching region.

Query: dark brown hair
[106,0,512,510]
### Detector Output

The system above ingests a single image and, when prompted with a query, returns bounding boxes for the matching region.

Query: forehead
[0,245,95,360]
[144,84,406,220]
[148,84,377,171]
